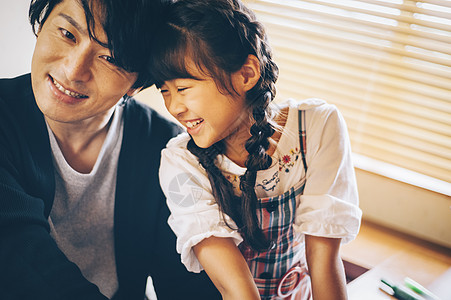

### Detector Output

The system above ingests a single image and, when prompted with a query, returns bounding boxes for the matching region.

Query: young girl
[149,0,362,299]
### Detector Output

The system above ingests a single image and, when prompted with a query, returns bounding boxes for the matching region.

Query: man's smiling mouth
[51,77,88,99]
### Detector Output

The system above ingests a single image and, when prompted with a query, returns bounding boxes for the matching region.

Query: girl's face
[159,67,251,151]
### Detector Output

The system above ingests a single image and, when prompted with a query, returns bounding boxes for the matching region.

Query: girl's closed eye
[177,87,189,93]
[158,84,169,94]
[157,82,191,94]
[159,86,190,94]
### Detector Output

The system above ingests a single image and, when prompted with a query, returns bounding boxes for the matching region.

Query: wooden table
[341,221,451,299]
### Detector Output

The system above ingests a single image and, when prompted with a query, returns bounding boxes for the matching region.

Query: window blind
[245,0,451,184]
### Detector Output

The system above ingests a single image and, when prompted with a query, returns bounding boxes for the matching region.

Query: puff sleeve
[159,133,243,273]
[294,103,362,244]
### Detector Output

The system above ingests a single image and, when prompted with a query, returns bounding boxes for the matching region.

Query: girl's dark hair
[149,0,279,251]
[28,0,167,89]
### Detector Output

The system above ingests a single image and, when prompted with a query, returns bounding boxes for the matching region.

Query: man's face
[31,0,138,125]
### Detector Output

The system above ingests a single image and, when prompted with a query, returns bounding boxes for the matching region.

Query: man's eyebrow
[58,13,87,36]
[58,12,110,48]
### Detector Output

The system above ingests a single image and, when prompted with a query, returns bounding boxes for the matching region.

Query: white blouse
[159,98,362,273]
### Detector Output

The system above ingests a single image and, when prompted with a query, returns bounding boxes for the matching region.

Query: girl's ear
[234,54,261,93]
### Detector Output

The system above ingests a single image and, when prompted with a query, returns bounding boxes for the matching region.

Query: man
[0,0,220,299]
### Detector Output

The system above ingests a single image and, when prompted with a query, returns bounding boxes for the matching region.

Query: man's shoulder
[122,98,178,128]
[121,98,183,146]
[0,74,40,127]
[0,73,33,101]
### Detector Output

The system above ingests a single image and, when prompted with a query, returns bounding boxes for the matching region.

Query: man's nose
[63,45,93,83]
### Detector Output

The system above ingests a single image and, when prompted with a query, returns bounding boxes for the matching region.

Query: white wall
[0,0,36,78]
[355,169,451,248]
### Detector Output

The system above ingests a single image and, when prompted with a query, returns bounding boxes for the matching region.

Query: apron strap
[298,110,308,174]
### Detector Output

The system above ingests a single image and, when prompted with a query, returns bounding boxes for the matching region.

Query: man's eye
[177,87,188,92]
[100,55,116,65]
[61,29,75,41]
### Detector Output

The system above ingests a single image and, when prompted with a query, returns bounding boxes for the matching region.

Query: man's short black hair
[29,0,164,89]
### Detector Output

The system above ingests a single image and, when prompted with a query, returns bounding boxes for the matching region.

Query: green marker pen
[404,277,441,300]
[380,278,423,300]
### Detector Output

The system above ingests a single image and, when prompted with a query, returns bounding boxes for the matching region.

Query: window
[245,0,451,188]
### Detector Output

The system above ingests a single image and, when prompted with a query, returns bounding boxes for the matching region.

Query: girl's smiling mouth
[186,119,204,129]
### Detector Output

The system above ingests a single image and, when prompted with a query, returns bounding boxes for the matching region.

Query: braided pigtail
[187,139,243,229]
[232,1,279,251]
[239,92,275,250]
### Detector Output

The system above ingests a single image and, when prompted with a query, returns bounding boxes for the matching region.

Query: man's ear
[234,54,261,93]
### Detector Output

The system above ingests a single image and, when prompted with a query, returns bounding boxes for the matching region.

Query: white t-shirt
[159,98,362,273]
[47,104,124,298]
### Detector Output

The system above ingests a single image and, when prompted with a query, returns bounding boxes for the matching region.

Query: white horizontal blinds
[246,0,451,183]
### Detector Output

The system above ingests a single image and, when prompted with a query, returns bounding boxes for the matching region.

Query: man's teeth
[53,79,87,98]
[186,120,203,128]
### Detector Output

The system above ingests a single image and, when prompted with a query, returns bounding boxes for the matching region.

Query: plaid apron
[239,110,311,300]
